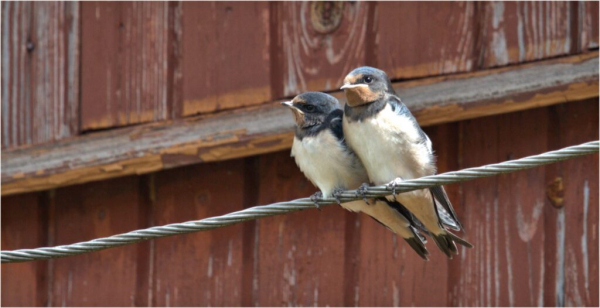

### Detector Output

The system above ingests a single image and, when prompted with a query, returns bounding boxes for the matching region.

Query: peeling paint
[581,180,589,297]
[207,255,213,278]
[556,208,565,306]
[227,239,233,267]
[493,198,500,306]
[516,200,544,242]
[392,280,399,307]
[491,2,509,66]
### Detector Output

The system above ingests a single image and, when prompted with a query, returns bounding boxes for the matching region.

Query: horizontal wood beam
[2,52,598,196]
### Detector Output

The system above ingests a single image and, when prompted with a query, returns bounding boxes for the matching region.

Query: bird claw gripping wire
[310,192,323,210]
[386,177,404,199]
[356,183,371,205]
[332,188,345,205]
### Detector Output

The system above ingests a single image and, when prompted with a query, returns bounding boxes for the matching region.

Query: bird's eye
[304,105,315,112]
[364,76,373,84]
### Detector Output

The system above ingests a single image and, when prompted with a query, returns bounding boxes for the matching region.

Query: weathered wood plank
[80,2,171,130]
[558,100,599,306]
[452,107,550,306]
[480,2,573,68]
[0,193,48,307]
[580,1,599,50]
[1,2,79,149]
[451,115,500,306]
[273,2,371,97]
[2,52,598,196]
[181,2,271,116]
[150,160,246,306]
[49,177,143,306]
[253,151,347,306]
[375,2,477,80]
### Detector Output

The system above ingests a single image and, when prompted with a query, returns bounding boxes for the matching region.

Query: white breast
[343,103,436,185]
[291,131,369,198]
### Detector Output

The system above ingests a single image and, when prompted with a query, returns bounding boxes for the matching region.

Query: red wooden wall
[1,1,599,306]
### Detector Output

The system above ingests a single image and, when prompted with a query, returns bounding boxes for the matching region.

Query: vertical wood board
[375,2,477,80]
[480,2,573,68]
[181,2,271,116]
[151,160,246,306]
[1,2,79,149]
[1,193,48,307]
[80,2,170,130]
[49,177,143,306]
[273,2,371,97]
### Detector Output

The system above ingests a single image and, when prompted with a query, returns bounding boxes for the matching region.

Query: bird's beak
[340,83,367,90]
[281,101,305,125]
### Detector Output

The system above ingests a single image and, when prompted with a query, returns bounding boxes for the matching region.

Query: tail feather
[431,233,458,258]
[447,231,474,248]
[404,236,429,261]
[368,216,429,260]
[383,198,430,237]
[368,199,430,260]
[431,230,474,258]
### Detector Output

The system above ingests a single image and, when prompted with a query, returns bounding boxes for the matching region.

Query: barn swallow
[340,67,473,258]
[282,92,430,260]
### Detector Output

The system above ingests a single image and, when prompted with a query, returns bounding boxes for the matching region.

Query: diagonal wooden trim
[2,52,598,196]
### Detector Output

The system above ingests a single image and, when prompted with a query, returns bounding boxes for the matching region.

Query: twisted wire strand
[2,141,598,263]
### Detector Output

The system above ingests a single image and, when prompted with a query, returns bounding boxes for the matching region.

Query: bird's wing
[381,198,430,237]
[368,198,430,260]
[327,109,345,143]
[388,96,432,151]
[430,185,464,231]
[388,96,464,230]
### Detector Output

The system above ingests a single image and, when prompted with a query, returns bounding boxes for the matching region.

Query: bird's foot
[310,192,323,210]
[386,177,404,197]
[332,188,345,205]
[356,183,371,205]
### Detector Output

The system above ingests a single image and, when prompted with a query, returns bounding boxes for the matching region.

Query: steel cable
[2,140,598,263]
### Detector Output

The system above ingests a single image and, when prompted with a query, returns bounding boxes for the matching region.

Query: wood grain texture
[273,2,371,97]
[2,52,597,196]
[375,2,477,80]
[557,100,599,307]
[181,2,271,116]
[48,177,143,306]
[151,160,246,306]
[1,193,48,307]
[480,2,573,68]
[253,151,347,306]
[1,2,79,149]
[580,1,599,50]
[451,107,550,306]
[80,2,170,130]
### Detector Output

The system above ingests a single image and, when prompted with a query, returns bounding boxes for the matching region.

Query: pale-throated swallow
[341,67,472,258]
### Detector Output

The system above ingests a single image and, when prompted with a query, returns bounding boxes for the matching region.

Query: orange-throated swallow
[282,92,430,260]
[340,67,473,258]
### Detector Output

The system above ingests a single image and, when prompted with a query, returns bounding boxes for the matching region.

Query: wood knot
[310,1,344,34]
[546,177,564,208]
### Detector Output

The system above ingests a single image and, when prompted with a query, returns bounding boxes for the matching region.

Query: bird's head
[340,66,394,107]
[281,92,341,129]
